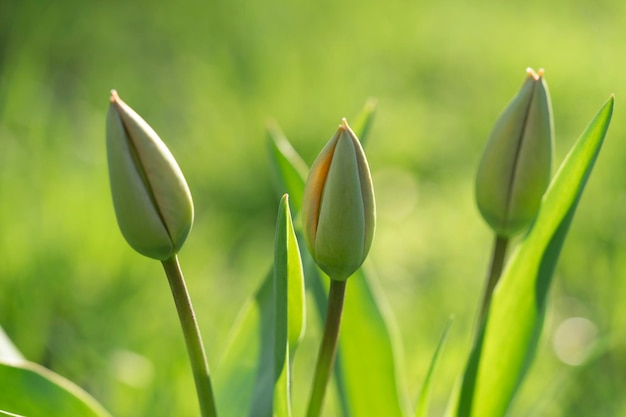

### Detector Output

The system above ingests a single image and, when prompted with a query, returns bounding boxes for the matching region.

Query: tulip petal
[302,130,340,258]
[344,120,376,260]
[507,75,553,231]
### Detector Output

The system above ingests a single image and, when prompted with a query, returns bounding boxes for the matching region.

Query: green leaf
[415,318,453,417]
[333,267,410,417]
[0,360,112,417]
[455,95,614,417]
[0,327,111,417]
[0,326,24,365]
[266,122,308,216]
[215,196,306,417]
[215,272,274,417]
[273,195,306,417]
[350,98,377,147]
[0,410,25,417]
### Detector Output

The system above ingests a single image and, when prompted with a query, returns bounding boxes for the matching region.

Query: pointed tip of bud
[526,67,539,80]
[341,118,359,138]
[525,67,545,80]
[110,89,120,103]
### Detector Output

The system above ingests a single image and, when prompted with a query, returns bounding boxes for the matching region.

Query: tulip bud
[475,68,554,237]
[302,119,376,281]
[106,90,194,260]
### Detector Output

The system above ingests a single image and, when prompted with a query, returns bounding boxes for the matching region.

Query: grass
[1,0,625,416]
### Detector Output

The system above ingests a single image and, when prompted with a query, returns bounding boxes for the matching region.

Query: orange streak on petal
[303,128,341,251]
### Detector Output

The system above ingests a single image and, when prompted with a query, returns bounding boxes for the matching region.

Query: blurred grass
[1,0,625,416]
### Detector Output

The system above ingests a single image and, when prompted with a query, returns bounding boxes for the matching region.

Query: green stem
[306,279,347,417]
[162,255,218,417]
[478,235,509,327]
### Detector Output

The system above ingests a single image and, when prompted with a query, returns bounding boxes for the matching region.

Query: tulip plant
[0,69,615,417]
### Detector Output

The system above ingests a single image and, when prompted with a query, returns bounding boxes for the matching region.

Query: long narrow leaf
[215,196,306,417]
[336,267,411,416]
[350,98,377,147]
[456,96,614,417]
[267,122,308,216]
[0,409,25,417]
[273,195,306,417]
[415,318,453,417]
[215,272,274,416]
[215,124,308,416]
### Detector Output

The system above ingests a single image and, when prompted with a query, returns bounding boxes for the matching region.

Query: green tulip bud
[106,90,194,260]
[475,68,554,237]
[302,119,376,281]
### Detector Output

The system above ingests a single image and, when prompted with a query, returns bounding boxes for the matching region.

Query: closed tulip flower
[475,68,554,237]
[106,90,194,260]
[302,119,375,281]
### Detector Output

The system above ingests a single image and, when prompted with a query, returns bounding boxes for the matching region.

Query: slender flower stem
[478,235,509,327]
[306,279,347,417]
[162,255,218,417]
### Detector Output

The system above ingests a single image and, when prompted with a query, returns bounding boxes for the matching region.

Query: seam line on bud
[115,105,175,247]
[503,80,537,230]
[345,126,369,253]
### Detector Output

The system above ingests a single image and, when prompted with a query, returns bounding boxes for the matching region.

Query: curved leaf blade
[215,195,306,417]
[215,272,274,417]
[415,318,453,417]
[335,268,410,417]
[350,98,377,147]
[266,122,308,216]
[0,410,25,417]
[0,360,112,417]
[273,195,306,417]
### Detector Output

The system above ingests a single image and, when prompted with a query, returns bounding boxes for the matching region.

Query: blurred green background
[1,0,625,416]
